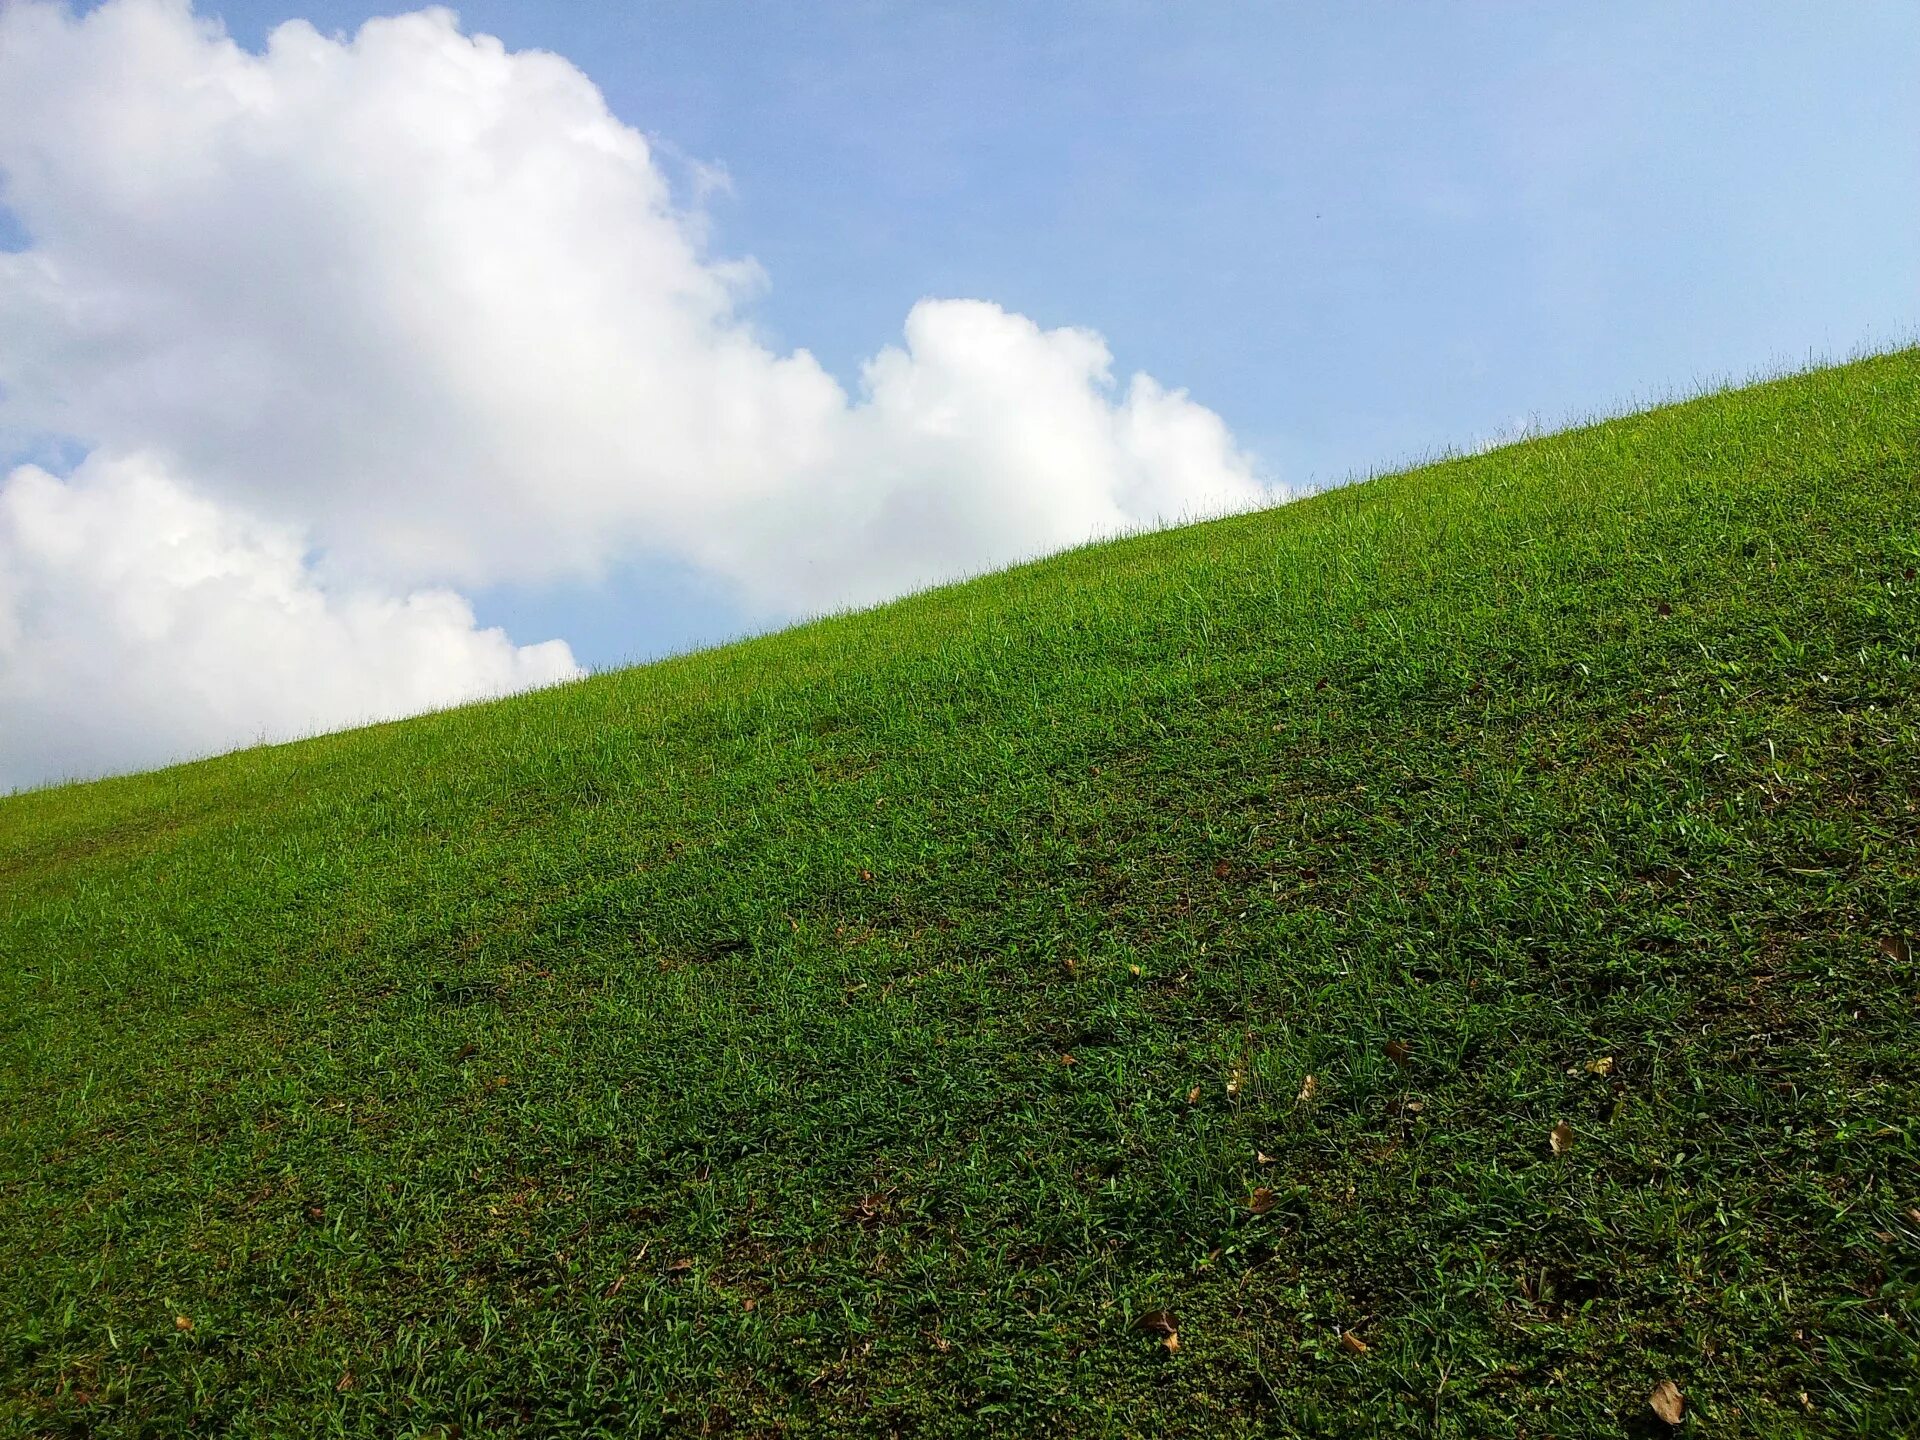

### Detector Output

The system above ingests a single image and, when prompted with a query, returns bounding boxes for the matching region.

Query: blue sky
[1,1,1915,789]
[166,0,1920,668]
[30,0,1920,664]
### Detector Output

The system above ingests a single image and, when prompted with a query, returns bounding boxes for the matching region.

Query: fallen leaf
[1297,1073,1317,1104]
[1649,1379,1684,1425]
[741,1296,756,1312]
[1059,1053,1077,1067]
[1880,935,1913,964]
[1214,859,1234,879]
[1062,957,1079,976]
[174,1316,193,1332]
[1186,1084,1202,1105]
[1384,1040,1411,1068]
[666,1258,694,1275]
[1550,1120,1574,1155]
[1256,1150,1277,1165]
[858,869,873,883]
[1133,1309,1178,1336]
[336,1371,355,1393]
[307,1205,326,1223]
[1226,1069,1245,1100]
[1339,1330,1369,1355]
[1249,1186,1277,1214]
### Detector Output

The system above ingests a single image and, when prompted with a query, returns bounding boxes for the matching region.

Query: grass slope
[3,352,1919,1438]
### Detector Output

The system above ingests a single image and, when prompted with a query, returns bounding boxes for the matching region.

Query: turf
[2,351,1918,1438]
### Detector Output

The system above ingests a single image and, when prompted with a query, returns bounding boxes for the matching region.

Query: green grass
[3,351,1919,1438]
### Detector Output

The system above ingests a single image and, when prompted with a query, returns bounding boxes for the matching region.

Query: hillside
[3,351,1918,1437]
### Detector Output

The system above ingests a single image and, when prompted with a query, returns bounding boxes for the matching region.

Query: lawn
[2,350,1917,1436]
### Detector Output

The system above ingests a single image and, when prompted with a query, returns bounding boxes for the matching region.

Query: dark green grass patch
[3,352,1919,1436]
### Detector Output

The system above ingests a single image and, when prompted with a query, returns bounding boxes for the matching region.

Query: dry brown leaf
[1186,1084,1202,1105]
[1062,957,1078,976]
[1385,1040,1411,1068]
[1059,1053,1077,1067]
[742,1296,756,1312]
[1249,1186,1277,1214]
[1256,1150,1277,1165]
[336,1371,355,1393]
[1226,1069,1245,1100]
[666,1257,694,1275]
[1297,1073,1317,1104]
[1339,1330,1369,1355]
[858,869,873,883]
[1133,1309,1178,1336]
[1649,1379,1684,1425]
[1550,1120,1574,1155]
[174,1316,193,1332]
[1880,935,1913,963]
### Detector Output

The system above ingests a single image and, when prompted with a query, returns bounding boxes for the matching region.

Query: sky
[1,0,1916,792]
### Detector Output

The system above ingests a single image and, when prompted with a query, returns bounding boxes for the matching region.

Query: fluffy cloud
[0,453,580,790]
[0,0,1271,788]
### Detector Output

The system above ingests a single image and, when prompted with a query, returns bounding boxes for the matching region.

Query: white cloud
[0,452,580,792]
[0,0,1273,788]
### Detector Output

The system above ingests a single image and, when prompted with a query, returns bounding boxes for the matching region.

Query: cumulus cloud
[0,0,1272,788]
[0,453,580,791]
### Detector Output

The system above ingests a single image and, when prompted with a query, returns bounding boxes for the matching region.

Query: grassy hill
[3,351,1917,1438]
